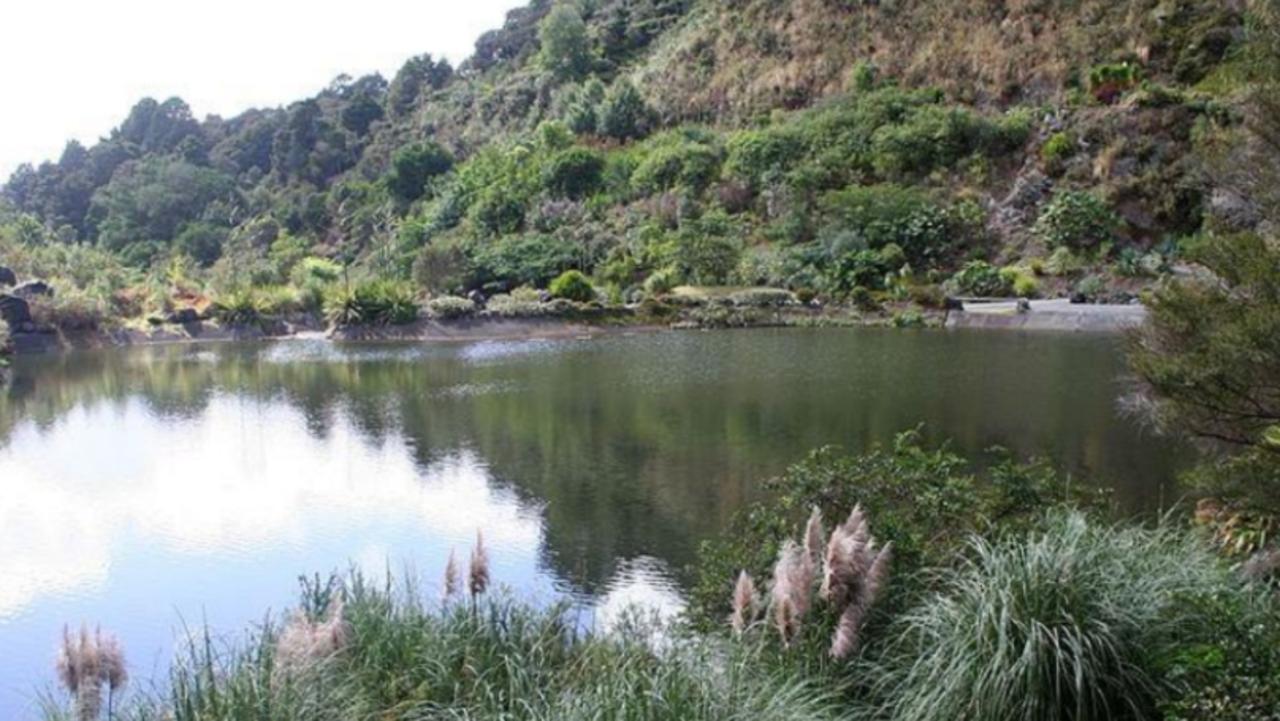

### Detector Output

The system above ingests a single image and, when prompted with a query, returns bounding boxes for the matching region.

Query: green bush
[1000,266,1040,298]
[1035,191,1119,251]
[325,281,419,327]
[1041,131,1076,170]
[425,295,476,320]
[819,185,951,267]
[631,141,722,195]
[213,288,265,327]
[597,80,652,141]
[1089,62,1142,103]
[548,270,595,302]
[950,261,1011,297]
[724,127,805,189]
[728,288,794,307]
[643,267,679,296]
[387,142,454,203]
[872,512,1231,721]
[542,147,605,199]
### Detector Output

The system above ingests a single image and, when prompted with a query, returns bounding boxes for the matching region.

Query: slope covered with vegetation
[0,0,1257,333]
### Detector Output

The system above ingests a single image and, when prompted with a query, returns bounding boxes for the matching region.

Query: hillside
[0,0,1258,332]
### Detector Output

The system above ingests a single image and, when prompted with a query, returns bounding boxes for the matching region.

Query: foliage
[538,3,593,81]
[386,142,453,203]
[542,147,605,199]
[425,295,477,320]
[1041,131,1075,171]
[818,185,951,268]
[324,280,418,326]
[213,288,266,327]
[87,572,842,721]
[1089,62,1142,103]
[1128,232,1280,510]
[949,260,1010,297]
[597,80,652,141]
[869,512,1233,721]
[548,269,595,302]
[1035,190,1119,251]
[691,430,1103,629]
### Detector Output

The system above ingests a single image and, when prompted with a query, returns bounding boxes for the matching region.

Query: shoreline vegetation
[33,435,1280,721]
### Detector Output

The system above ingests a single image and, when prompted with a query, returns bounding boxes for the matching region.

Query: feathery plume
[469,530,491,600]
[830,602,867,659]
[275,596,350,678]
[803,507,825,563]
[729,570,758,635]
[771,541,813,646]
[860,542,893,609]
[443,548,460,599]
[96,628,128,720]
[55,625,107,721]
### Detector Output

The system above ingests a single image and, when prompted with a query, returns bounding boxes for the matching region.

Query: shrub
[728,288,794,307]
[724,127,805,189]
[1035,191,1119,251]
[1000,266,1040,298]
[425,295,477,320]
[1073,273,1108,301]
[643,267,678,296]
[950,261,1011,297]
[213,288,265,327]
[325,281,419,326]
[542,147,605,199]
[387,142,454,203]
[631,142,722,195]
[1046,246,1085,276]
[1089,62,1142,103]
[548,270,595,302]
[30,289,110,331]
[872,512,1231,721]
[1041,131,1076,171]
[597,80,652,141]
[819,185,950,266]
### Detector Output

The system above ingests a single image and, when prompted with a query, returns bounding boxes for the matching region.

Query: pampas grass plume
[730,570,758,635]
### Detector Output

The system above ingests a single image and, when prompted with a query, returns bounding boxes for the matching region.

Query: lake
[0,328,1186,716]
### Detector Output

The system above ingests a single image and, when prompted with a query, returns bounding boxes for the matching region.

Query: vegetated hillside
[0,0,1255,328]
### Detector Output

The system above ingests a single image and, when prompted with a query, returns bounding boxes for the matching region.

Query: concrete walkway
[946,298,1146,333]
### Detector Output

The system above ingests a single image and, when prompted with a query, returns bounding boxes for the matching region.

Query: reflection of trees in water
[0,333,1188,592]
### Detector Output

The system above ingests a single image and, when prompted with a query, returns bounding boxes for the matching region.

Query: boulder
[12,280,53,299]
[0,294,33,328]
[0,266,15,287]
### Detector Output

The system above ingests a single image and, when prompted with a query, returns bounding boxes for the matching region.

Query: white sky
[0,0,522,180]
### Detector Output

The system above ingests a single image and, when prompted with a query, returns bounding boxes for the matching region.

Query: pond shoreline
[3,301,1143,355]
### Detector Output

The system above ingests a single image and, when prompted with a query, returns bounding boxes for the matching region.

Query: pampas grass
[469,530,491,603]
[55,625,128,721]
[735,504,891,660]
[275,595,350,679]
[730,571,758,635]
[68,569,843,721]
[443,548,460,599]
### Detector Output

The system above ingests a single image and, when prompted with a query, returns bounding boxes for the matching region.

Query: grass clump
[79,569,842,721]
[325,281,419,327]
[870,511,1231,721]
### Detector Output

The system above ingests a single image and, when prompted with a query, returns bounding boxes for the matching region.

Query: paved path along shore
[947,298,1146,333]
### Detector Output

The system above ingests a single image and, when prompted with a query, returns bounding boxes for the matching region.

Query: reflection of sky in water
[0,390,681,718]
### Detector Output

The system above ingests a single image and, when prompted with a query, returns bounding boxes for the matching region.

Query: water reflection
[0,329,1186,716]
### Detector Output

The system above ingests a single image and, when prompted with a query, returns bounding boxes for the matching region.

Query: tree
[597,79,651,141]
[386,142,454,203]
[541,147,604,199]
[1128,233,1280,455]
[388,54,452,118]
[538,3,592,81]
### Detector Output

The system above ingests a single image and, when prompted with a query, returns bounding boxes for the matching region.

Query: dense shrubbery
[548,269,595,302]
[325,281,418,326]
[1035,191,1120,251]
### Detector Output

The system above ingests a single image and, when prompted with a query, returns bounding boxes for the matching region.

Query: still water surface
[0,328,1185,715]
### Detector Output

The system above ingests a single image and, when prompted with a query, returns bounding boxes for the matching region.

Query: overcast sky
[0,0,521,179]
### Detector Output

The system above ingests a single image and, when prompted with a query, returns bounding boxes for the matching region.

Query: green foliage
[631,133,722,195]
[1089,62,1142,103]
[1000,266,1040,298]
[818,185,951,267]
[324,280,418,326]
[425,295,477,320]
[691,430,1099,629]
[669,210,742,285]
[470,232,582,289]
[1035,190,1119,251]
[597,79,652,141]
[1041,131,1076,171]
[548,269,595,301]
[871,512,1232,721]
[950,261,1010,297]
[1128,233,1280,509]
[386,142,454,203]
[538,3,593,81]
[173,222,229,267]
[724,127,804,189]
[542,147,605,199]
[213,288,266,327]
[89,571,842,721]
